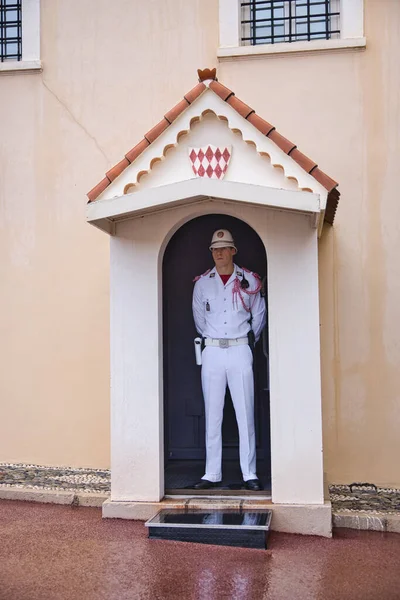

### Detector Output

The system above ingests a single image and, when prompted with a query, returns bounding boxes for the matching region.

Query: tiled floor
[0,500,399,600]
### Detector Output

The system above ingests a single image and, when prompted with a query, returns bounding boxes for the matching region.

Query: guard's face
[211,246,236,269]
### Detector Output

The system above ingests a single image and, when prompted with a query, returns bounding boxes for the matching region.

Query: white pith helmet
[209,229,237,251]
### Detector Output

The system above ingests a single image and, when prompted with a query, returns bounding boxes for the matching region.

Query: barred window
[241,0,340,45]
[0,0,22,61]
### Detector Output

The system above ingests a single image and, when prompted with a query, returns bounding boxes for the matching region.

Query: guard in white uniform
[192,229,266,491]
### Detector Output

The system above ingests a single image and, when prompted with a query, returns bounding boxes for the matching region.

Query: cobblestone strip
[1,465,400,515]
[329,483,400,514]
[0,463,111,494]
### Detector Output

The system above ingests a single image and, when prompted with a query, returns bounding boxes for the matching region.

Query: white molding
[218,37,366,59]
[219,0,240,48]
[340,0,364,39]
[87,179,321,233]
[87,217,115,236]
[22,0,41,62]
[0,59,42,73]
[218,0,365,59]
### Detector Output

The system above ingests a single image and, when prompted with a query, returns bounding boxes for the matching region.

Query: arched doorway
[162,214,270,493]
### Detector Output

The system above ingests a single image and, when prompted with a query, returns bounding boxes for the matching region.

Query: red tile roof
[87,69,339,225]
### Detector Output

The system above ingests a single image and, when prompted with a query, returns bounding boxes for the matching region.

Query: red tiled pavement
[1,500,399,600]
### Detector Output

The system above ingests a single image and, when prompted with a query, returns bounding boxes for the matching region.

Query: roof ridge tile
[226,96,254,119]
[106,158,130,183]
[144,118,170,144]
[267,129,297,155]
[165,98,190,124]
[288,148,317,173]
[125,138,150,164]
[308,167,338,193]
[184,82,206,104]
[246,113,275,136]
[87,177,111,203]
[209,80,234,101]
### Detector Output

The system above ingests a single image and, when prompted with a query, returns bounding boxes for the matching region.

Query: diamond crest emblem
[188,145,232,180]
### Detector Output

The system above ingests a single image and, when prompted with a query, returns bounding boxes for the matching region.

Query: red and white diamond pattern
[188,145,232,180]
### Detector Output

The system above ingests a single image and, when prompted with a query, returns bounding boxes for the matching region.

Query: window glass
[241,0,340,46]
[0,0,22,61]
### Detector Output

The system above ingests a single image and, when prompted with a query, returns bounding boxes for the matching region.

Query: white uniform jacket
[192,264,266,342]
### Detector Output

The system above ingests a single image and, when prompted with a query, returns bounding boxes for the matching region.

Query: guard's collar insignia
[209,272,215,278]
[237,271,242,277]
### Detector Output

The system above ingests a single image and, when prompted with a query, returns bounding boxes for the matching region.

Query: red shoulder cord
[232,276,262,313]
[193,268,211,283]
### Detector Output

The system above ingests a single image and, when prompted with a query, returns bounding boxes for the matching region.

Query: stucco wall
[0,0,399,485]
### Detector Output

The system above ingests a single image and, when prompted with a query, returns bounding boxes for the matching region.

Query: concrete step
[145,508,272,549]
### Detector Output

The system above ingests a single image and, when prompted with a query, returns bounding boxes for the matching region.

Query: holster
[247,329,255,353]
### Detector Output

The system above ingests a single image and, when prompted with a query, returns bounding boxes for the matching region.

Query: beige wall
[0,1,399,484]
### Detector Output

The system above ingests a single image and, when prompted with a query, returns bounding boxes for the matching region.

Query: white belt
[205,337,248,349]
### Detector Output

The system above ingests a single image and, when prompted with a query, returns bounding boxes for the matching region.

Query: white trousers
[201,344,257,482]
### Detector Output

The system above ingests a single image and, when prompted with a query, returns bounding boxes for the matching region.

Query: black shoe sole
[192,481,222,490]
[243,480,263,491]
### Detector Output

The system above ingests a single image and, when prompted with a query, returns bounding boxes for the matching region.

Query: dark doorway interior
[163,214,270,493]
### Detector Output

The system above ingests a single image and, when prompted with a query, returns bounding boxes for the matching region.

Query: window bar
[251,0,256,46]
[306,0,311,42]
[18,0,22,59]
[1,0,4,60]
[325,0,329,39]
[271,0,274,44]
[288,0,293,43]
[0,2,3,61]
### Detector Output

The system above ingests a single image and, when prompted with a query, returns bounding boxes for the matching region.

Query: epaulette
[193,268,211,283]
[242,266,261,279]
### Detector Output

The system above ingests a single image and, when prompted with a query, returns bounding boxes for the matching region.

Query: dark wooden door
[163,214,270,467]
